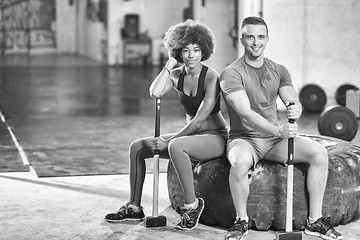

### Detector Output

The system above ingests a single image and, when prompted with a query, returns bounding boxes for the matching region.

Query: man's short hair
[241,16,268,37]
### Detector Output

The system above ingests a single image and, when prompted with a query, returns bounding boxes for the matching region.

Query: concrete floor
[1,171,360,240]
[0,54,359,240]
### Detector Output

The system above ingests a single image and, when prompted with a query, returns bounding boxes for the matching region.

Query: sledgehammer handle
[286,103,295,232]
[152,98,161,217]
[155,98,161,139]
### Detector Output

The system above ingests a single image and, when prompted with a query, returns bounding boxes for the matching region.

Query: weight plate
[299,84,327,113]
[335,84,359,106]
[318,105,358,141]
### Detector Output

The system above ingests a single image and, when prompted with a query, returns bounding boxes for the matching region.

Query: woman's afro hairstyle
[163,19,215,63]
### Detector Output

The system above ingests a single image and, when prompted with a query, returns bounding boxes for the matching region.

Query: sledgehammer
[277,103,302,240]
[144,98,167,228]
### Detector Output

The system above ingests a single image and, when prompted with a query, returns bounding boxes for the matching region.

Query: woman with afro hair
[105,19,228,230]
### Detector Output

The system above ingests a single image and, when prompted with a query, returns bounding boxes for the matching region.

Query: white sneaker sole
[104,217,144,223]
[304,229,343,240]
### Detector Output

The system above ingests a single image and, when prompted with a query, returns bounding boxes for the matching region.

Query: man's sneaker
[304,217,343,240]
[176,197,205,230]
[104,202,145,222]
[225,218,249,240]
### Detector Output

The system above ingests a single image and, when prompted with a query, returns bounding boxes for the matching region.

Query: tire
[167,134,360,230]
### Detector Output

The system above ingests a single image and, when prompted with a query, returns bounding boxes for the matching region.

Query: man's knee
[308,144,328,167]
[228,151,253,174]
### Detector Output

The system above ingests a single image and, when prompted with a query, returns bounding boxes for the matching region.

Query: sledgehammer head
[276,231,302,240]
[144,215,167,228]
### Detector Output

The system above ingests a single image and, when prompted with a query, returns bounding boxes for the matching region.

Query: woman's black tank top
[177,65,220,116]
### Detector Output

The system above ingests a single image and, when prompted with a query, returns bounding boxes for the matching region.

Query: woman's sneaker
[304,217,343,240]
[176,198,205,230]
[104,202,145,222]
[225,218,249,240]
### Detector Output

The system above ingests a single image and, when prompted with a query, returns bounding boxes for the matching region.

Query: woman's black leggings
[129,132,226,206]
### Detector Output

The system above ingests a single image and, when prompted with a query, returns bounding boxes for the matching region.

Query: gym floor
[0,54,359,240]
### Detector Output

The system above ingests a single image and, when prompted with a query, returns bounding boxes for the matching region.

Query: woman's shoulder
[171,65,184,75]
[203,65,220,80]
[169,65,184,85]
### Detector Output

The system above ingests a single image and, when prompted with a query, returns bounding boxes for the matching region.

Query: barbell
[299,84,358,141]
[318,105,358,141]
[299,84,327,113]
[335,84,359,106]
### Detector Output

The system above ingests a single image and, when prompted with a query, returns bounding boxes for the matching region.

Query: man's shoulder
[228,57,244,68]
[221,58,244,75]
[264,58,287,70]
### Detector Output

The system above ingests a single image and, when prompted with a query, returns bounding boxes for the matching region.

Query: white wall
[193,0,238,73]
[107,0,188,65]
[76,0,104,62]
[56,0,76,53]
[56,0,237,71]
[56,0,104,62]
[263,0,360,105]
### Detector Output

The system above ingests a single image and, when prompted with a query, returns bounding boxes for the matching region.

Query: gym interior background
[0,1,359,239]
